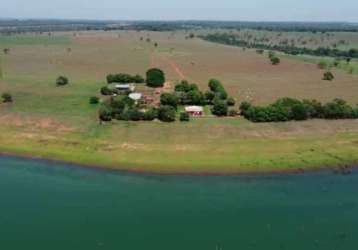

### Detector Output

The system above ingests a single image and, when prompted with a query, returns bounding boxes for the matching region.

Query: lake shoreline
[1,150,356,177]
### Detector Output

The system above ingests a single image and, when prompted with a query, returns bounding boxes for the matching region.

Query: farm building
[114,83,136,92]
[185,106,204,117]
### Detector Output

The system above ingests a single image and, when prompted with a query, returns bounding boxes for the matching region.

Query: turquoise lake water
[0,156,357,250]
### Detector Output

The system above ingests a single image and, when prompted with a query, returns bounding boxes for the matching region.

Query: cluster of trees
[98,96,176,122]
[200,33,358,59]
[106,73,144,84]
[106,68,165,88]
[160,79,235,117]
[240,98,358,123]
[208,79,233,116]
[1,92,12,103]
[98,68,173,122]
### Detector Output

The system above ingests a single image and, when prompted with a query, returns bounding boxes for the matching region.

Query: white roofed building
[185,106,204,117]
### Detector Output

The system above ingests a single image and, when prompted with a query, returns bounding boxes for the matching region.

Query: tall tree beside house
[146,68,165,87]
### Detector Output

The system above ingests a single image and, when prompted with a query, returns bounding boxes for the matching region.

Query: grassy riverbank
[0,112,357,174]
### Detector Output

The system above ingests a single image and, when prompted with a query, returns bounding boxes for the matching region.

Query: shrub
[89,96,99,104]
[239,101,252,115]
[272,97,302,109]
[98,104,112,121]
[160,93,178,108]
[291,103,308,121]
[56,76,69,86]
[106,74,116,83]
[208,79,222,92]
[270,56,280,65]
[127,108,144,121]
[208,79,228,100]
[227,97,236,106]
[244,106,270,122]
[158,105,176,122]
[228,109,238,117]
[317,61,328,69]
[268,51,276,59]
[256,49,264,54]
[204,91,216,104]
[180,112,190,122]
[185,90,205,105]
[106,73,144,84]
[175,80,198,92]
[175,80,190,92]
[133,74,145,83]
[333,58,340,67]
[1,92,12,103]
[353,106,358,119]
[146,68,165,87]
[215,89,228,100]
[243,98,357,123]
[323,99,354,119]
[110,96,134,115]
[212,100,228,116]
[116,110,131,121]
[100,86,113,95]
[243,105,289,123]
[302,99,325,118]
[143,107,158,121]
[322,71,334,81]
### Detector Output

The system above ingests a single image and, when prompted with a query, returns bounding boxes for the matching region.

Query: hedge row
[106,73,144,84]
[240,98,358,123]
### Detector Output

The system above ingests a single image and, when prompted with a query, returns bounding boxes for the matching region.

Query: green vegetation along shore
[0,112,357,175]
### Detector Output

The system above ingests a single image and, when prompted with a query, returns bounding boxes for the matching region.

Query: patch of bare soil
[0,113,74,133]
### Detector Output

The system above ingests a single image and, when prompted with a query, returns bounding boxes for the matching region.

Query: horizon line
[0,17,357,24]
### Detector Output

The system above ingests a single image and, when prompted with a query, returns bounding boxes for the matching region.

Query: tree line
[240,98,358,123]
[200,33,358,59]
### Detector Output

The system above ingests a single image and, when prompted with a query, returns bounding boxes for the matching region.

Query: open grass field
[0,31,358,174]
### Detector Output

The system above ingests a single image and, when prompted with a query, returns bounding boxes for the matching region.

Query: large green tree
[160,93,178,108]
[158,105,176,122]
[146,68,165,87]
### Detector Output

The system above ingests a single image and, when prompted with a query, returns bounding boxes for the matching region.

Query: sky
[1,0,358,22]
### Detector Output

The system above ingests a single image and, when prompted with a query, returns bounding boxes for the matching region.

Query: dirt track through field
[160,55,186,79]
[150,51,194,82]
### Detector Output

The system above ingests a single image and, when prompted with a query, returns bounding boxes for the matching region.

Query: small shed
[185,106,204,117]
[129,93,142,101]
